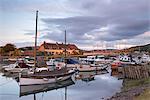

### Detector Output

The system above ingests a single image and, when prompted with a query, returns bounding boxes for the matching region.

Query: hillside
[125,44,150,53]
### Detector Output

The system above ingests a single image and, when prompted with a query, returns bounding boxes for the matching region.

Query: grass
[122,77,150,100]
[134,89,150,100]
[122,78,150,91]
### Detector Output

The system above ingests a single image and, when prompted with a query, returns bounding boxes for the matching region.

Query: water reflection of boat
[81,75,95,82]
[76,70,108,82]
[111,68,124,79]
[76,71,95,80]
[111,69,119,76]
[20,77,74,97]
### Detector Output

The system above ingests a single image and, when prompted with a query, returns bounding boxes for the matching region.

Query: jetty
[118,64,150,79]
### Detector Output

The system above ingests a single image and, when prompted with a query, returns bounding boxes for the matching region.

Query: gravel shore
[108,84,150,100]
[108,78,150,100]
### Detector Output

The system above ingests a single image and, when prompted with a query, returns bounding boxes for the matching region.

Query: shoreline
[108,63,150,100]
[108,77,150,100]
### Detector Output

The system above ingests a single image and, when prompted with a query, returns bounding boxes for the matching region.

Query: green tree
[13,49,21,56]
[3,43,16,53]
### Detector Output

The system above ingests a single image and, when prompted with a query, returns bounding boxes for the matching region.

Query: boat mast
[65,86,67,100]
[64,30,67,100]
[34,93,36,100]
[64,30,67,67]
[34,10,38,70]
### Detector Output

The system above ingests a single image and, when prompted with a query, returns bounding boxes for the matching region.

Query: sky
[0,0,150,50]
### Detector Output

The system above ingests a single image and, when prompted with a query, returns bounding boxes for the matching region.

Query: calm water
[0,69,122,100]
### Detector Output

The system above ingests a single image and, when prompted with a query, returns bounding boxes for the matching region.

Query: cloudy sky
[0,0,150,50]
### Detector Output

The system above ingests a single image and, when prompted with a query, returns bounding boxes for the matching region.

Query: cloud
[1,0,149,49]
[38,0,149,48]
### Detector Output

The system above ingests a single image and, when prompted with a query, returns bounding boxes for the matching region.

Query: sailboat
[19,11,75,86]
[19,76,74,97]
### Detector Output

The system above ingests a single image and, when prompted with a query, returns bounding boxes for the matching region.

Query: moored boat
[19,67,75,86]
[20,76,75,97]
[111,60,122,70]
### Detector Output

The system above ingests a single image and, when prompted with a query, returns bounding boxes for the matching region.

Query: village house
[19,46,45,56]
[38,41,79,55]
[83,49,119,56]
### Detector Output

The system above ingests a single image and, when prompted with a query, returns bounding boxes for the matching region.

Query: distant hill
[124,44,150,53]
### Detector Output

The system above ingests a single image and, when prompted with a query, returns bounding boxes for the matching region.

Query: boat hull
[20,77,74,97]
[77,65,105,72]
[19,74,72,86]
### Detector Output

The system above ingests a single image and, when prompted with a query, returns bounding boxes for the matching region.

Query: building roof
[41,42,78,50]
[19,46,39,51]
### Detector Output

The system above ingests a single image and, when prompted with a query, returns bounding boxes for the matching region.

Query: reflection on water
[0,70,122,100]
[75,70,108,83]
[111,69,119,77]
[20,77,74,97]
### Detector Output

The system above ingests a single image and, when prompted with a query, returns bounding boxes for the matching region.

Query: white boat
[2,59,32,73]
[77,64,104,72]
[46,58,78,70]
[90,63,109,69]
[117,55,136,65]
[19,66,75,85]
[20,77,74,97]
[79,55,113,64]
[47,59,106,72]
[19,73,72,86]
[46,58,108,72]
[3,58,17,63]
[4,67,27,73]
[24,56,34,67]
[46,59,55,66]
[2,63,17,70]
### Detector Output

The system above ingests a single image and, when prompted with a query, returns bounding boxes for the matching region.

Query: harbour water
[0,69,123,100]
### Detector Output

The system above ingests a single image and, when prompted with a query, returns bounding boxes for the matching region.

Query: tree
[12,49,21,56]
[0,47,5,55]
[3,43,16,53]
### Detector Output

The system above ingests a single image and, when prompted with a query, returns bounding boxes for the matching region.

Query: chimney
[43,41,46,48]
[44,41,46,44]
